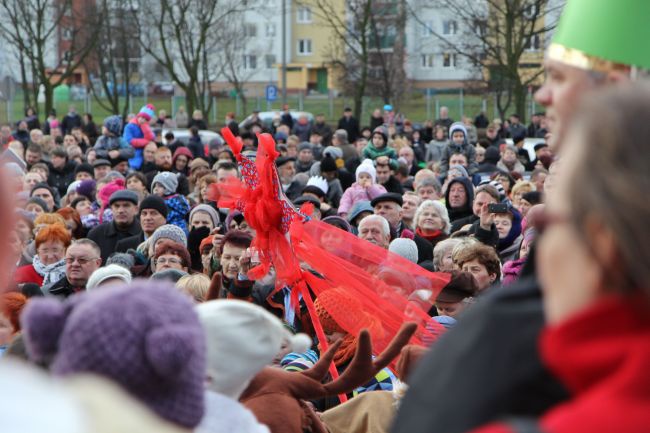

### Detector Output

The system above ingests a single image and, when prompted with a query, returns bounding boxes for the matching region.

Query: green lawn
[0,89,539,129]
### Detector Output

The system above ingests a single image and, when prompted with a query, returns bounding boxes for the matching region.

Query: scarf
[416,228,443,242]
[32,255,67,287]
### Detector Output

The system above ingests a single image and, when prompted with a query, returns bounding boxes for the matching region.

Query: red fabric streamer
[214,126,451,384]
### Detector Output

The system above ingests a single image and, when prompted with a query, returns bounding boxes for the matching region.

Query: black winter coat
[88,220,142,263]
[392,254,569,433]
[47,161,77,197]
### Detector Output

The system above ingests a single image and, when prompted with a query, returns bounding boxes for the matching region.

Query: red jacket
[473,294,650,433]
[13,264,44,287]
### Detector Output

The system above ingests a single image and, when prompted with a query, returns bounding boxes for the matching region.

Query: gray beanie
[389,238,419,264]
[86,264,133,291]
[150,224,188,247]
[152,171,179,195]
[150,268,188,283]
[106,252,135,269]
[189,204,220,228]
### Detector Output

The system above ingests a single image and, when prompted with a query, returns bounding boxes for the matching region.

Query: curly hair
[154,240,191,269]
[452,242,501,281]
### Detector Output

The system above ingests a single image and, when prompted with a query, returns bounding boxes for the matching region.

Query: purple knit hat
[21,281,206,428]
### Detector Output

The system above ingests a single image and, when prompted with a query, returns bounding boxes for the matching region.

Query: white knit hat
[86,264,133,291]
[196,300,311,399]
[389,238,419,264]
[355,159,377,183]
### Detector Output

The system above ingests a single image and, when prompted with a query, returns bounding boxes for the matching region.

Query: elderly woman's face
[418,205,444,233]
[537,130,601,325]
[37,239,66,265]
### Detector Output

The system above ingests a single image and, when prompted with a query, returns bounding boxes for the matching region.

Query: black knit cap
[139,194,168,218]
[320,155,337,172]
[74,163,94,177]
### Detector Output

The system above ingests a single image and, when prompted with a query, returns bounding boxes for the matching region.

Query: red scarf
[416,228,443,242]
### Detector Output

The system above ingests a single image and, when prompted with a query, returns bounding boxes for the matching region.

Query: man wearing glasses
[43,239,102,298]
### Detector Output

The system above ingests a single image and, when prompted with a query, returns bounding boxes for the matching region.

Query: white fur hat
[86,264,133,291]
[355,159,377,183]
[196,300,311,400]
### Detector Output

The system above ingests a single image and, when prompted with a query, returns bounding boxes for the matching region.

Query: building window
[243,23,257,37]
[442,52,457,68]
[265,54,276,69]
[525,34,541,51]
[297,39,312,55]
[243,54,257,69]
[421,54,434,68]
[420,21,433,36]
[62,50,73,63]
[62,27,73,40]
[265,23,276,37]
[297,6,312,23]
[443,20,458,35]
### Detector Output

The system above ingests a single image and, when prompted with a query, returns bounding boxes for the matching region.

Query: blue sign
[266,84,278,102]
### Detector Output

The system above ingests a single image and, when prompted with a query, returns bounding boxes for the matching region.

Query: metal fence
[0,87,541,129]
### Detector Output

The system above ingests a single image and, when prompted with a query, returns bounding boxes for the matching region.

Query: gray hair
[416,176,442,194]
[432,238,461,271]
[334,129,348,144]
[414,200,451,235]
[69,238,101,257]
[358,214,390,237]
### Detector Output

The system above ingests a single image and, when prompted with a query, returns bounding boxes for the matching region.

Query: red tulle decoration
[215,127,452,389]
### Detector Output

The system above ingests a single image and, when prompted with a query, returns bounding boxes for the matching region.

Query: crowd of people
[1,0,650,431]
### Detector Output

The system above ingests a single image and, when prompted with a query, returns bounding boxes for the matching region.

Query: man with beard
[393,2,645,433]
[88,190,142,263]
[145,146,189,195]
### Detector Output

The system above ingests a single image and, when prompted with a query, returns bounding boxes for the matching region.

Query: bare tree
[213,13,263,115]
[0,0,100,115]
[308,0,407,120]
[411,0,562,121]
[136,0,246,123]
[85,0,140,119]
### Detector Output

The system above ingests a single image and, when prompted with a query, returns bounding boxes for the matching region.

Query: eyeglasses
[65,256,99,265]
[155,257,182,265]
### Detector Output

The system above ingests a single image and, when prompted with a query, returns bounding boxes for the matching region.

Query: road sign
[266,84,278,102]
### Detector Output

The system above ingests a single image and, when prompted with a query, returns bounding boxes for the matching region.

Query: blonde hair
[511,180,535,199]
[176,274,210,303]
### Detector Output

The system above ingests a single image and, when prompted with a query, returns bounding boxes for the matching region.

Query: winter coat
[445,177,475,223]
[392,276,569,433]
[94,135,134,160]
[361,143,397,163]
[337,183,387,216]
[13,264,44,287]
[188,118,207,130]
[42,276,84,299]
[337,116,360,142]
[174,110,189,128]
[61,112,82,134]
[291,122,312,142]
[48,161,77,197]
[501,257,526,286]
[123,119,154,170]
[187,135,205,159]
[425,139,448,162]
[471,294,650,433]
[497,159,525,175]
[440,142,478,177]
[87,219,142,263]
[164,194,190,234]
[380,175,404,194]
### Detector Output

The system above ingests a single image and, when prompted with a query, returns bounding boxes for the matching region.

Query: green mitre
[549,0,650,71]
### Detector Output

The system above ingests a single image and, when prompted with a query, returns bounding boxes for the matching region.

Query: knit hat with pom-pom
[21,281,206,428]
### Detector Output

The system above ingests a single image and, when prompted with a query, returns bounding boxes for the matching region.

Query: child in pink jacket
[338,159,387,217]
